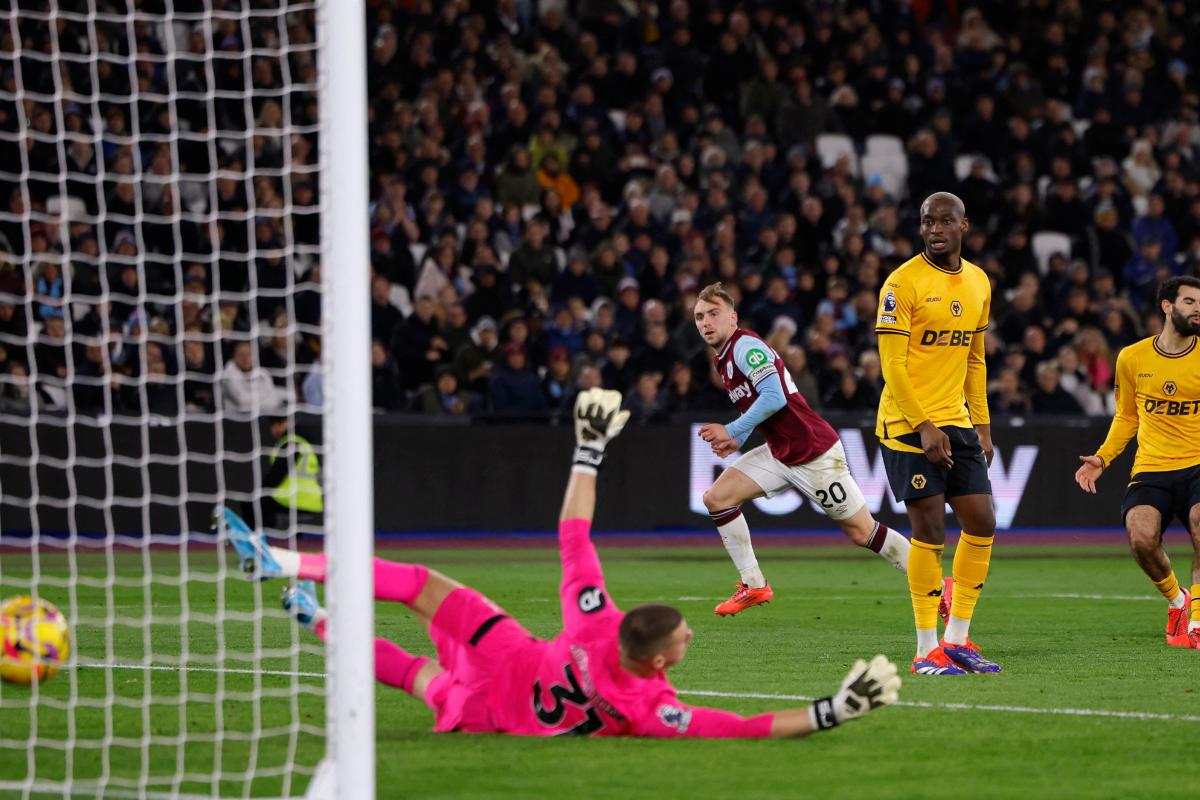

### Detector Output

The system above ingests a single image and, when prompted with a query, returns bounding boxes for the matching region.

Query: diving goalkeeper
[217,389,900,737]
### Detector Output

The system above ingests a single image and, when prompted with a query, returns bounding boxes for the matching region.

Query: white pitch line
[526,593,1161,603]
[77,663,1200,724]
[677,689,1200,723]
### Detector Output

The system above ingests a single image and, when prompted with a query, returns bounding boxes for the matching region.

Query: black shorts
[882,426,992,503]
[1121,464,1200,533]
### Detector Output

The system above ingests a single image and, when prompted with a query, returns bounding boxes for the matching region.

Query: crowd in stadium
[2,1,1200,421]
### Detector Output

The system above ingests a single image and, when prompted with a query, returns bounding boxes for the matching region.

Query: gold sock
[1152,573,1181,603]
[908,539,944,632]
[1191,584,1199,624]
[949,531,993,621]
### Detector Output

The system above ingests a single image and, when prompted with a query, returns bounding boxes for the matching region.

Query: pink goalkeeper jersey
[482,519,774,738]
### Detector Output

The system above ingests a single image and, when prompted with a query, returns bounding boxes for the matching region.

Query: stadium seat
[860,153,908,199]
[864,134,904,158]
[955,154,996,182]
[816,133,859,176]
[1031,231,1072,274]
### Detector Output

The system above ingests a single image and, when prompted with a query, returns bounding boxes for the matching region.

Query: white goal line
[79,662,1200,724]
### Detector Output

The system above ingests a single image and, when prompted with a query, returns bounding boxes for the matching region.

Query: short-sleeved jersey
[715,328,839,466]
[1095,335,1200,475]
[874,253,991,442]
[481,520,773,738]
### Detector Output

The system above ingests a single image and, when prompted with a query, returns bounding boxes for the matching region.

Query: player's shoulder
[882,254,925,287]
[1118,335,1158,363]
[960,257,990,282]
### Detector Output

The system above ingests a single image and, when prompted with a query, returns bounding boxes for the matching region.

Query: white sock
[1169,591,1187,609]
[715,513,766,588]
[943,614,971,645]
[916,628,938,658]
[877,529,910,574]
[269,546,301,578]
[1190,620,1200,632]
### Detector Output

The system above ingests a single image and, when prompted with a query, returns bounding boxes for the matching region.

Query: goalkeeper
[218,389,900,738]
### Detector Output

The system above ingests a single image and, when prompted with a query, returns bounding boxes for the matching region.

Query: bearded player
[217,388,901,737]
[875,192,1000,676]
[695,283,911,617]
[1076,276,1200,650]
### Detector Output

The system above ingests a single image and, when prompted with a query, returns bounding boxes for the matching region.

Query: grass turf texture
[2,542,1199,799]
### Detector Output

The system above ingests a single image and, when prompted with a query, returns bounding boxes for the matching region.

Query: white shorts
[730,441,867,521]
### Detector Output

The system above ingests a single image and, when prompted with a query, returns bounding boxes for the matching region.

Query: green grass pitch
[2,541,1199,799]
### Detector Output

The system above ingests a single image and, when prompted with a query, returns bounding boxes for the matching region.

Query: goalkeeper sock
[373,559,430,607]
[711,507,766,588]
[864,522,910,574]
[945,531,993,645]
[1191,584,1200,632]
[1154,573,1185,608]
[374,639,429,694]
[908,538,943,657]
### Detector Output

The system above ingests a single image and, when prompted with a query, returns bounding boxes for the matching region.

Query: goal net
[0,2,374,797]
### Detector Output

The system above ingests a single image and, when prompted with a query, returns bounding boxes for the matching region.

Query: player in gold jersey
[876,193,1000,676]
[1076,276,1200,650]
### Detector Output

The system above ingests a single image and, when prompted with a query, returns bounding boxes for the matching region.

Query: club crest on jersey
[911,474,927,489]
[883,291,897,312]
[1163,380,1178,396]
[657,704,693,733]
[950,300,963,317]
[726,361,734,379]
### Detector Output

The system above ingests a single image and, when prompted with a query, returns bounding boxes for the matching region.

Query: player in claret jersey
[1076,276,1200,650]
[218,388,901,738]
[694,283,911,617]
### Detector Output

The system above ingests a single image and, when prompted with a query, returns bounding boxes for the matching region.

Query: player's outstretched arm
[1079,347,1137,493]
[667,654,902,739]
[558,389,630,629]
[772,654,902,737]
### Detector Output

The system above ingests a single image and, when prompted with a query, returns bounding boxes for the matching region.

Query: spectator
[1030,361,1085,414]
[418,365,472,416]
[221,340,288,414]
[601,337,634,394]
[988,367,1032,416]
[455,316,501,397]
[370,273,404,345]
[624,371,668,425]
[783,344,820,410]
[370,341,404,412]
[541,346,575,414]
[489,342,547,414]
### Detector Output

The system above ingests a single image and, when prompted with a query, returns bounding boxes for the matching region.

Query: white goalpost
[0,1,374,797]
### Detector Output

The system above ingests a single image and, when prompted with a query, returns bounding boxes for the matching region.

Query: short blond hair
[697,281,736,308]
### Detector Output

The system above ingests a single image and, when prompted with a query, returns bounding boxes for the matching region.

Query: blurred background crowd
[2,0,1200,422]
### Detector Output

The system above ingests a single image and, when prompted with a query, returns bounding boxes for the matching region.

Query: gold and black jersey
[875,252,991,450]
[1095,335,1200,475]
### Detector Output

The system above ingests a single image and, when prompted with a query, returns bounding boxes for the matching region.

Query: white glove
[810,654,901,730]
[572,388,630,471]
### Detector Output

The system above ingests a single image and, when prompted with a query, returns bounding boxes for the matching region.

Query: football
[0,595,71,685]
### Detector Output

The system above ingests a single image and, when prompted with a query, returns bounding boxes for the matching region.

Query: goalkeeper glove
[809,654,901,731]
[572,388,630,472]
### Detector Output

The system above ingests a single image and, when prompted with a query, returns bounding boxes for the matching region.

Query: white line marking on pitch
[77,663,1200,724]
[527,593,1160,603]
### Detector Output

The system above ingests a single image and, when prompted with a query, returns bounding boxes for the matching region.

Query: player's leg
[939,493,1000,673]
[902,494,959,669]
[702,461,769,589]
[880,441,962,672]
[791,441,910,573]
[936,427,1001,672]
[1187,502,1200,645]
[1124,490,1190,644]
[281,581,445,703]
[217,503,469,625]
